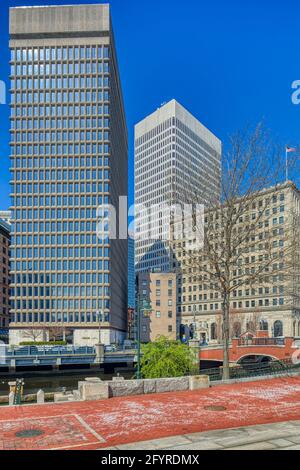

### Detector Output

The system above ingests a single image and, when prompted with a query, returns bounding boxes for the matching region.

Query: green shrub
[141,336,193,379]
[19,341,67,346]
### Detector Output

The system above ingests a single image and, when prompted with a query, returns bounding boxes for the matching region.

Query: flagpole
[285,146,297,182]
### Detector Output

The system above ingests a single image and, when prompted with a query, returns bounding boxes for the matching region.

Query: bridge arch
[237,353,280,364]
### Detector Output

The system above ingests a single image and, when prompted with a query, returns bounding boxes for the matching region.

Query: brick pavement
[0,376,299,450]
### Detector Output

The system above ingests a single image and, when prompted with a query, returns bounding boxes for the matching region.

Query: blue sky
[0,0,299,210]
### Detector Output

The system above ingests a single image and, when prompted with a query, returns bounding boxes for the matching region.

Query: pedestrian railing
[5,345,95,357]
[238,337,285,346]
[200,358,300,382]
[3,344,138,359]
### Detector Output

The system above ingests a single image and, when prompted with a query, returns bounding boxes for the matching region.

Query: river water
[0,370,134,396]
[0,361,218,397]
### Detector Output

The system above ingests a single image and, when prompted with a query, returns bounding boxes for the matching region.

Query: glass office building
[9,5,128,346]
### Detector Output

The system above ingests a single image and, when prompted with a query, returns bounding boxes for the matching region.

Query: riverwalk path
[0,376,300,450]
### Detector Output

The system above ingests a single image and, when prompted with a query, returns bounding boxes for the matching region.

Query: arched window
[232,322,242,338]
[260,320,268,331]
[211,323,217,340]
[274,320,283,337]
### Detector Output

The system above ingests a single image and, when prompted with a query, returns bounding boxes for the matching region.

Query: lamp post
[95,310,104,364]
[136,295,141,380]
[193,310,198,341]
[189,310,200,374]
[136,295,152,380]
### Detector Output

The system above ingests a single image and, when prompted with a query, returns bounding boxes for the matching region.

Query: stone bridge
[200,337,299,364]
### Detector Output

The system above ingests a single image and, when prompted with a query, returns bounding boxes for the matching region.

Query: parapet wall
[60,375,210,403]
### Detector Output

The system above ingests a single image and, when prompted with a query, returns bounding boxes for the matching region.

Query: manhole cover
[204,405,227,412]
[15,429,44,438]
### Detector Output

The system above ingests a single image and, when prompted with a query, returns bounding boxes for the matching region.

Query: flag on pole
[285,146,297,182]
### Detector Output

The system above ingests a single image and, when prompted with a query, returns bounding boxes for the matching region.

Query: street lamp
[189,310,201,374]
[193,309,199,341]
[136,295,152,379]
[136,296,141,380]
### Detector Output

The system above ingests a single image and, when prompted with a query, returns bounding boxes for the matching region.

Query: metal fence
[238,337,285,346]
[200,358,300,382]
[5,345,95,357]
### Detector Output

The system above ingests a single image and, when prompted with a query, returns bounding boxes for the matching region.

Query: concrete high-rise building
[134,99,222,273]
[9,4,128,346]
[0,218,11,340]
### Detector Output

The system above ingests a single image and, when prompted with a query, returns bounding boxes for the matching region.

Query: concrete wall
[10,4,110,35]
[9,328,126,346]
[73,328,126,347]
[9,329,49,346]
[78,375,210,402]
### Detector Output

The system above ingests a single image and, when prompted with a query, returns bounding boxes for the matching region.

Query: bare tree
[173,123,300,379]
[229,311,245,338]
[245,310,263,333]
[21,329,46,343]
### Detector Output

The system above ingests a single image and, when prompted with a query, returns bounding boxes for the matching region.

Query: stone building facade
[172,182,300,344]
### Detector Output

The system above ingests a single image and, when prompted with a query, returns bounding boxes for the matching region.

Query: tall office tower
[134,99,221,273]
[9,5,128,346]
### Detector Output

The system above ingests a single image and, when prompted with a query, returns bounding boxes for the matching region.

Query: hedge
[19,341,67,346]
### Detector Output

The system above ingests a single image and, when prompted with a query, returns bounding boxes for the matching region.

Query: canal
[0,369,135,396]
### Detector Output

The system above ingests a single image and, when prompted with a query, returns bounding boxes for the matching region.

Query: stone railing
[54,375,210,403]
[3,375,210,406]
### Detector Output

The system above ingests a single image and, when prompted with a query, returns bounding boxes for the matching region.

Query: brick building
[136,272,177,342]
[0,219,11,337]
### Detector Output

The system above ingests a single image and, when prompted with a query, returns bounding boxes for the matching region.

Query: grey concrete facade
[9,4,128,346]
[134,99,221,273]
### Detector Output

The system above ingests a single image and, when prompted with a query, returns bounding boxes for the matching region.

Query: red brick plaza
[1,376,300,450]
